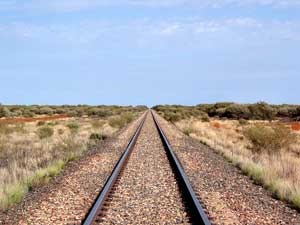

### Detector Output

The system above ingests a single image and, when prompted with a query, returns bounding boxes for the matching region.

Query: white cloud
[1,0,300,12]
[1,18,300,47]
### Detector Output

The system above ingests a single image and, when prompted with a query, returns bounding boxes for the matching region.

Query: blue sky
[0,1,299,106]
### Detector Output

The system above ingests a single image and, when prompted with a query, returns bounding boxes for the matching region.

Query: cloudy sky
[0,0,299,106]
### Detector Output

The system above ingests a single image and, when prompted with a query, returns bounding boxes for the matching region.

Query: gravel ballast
[98,113,190,224]
[154,112,300,225]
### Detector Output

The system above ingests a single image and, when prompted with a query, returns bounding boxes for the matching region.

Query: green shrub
[47,121,59,126]
[243,124,296,155]
[22,110,35,118]
[201,115,210,122]
[66,110,78,117]
[224,104,251,119]
[66,122,80,134]
[37,126,54,139]
[166,113,181,123]
[89,133,107,141]
[38,107,54,115]
[0,107,11,118]
[248,102,276,120]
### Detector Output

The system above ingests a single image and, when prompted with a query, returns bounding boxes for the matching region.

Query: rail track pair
[82,111,211,225]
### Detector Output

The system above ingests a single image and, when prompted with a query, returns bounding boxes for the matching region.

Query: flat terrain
[1,110,300,224]
[155,112,300,224]
[0,114,144,224]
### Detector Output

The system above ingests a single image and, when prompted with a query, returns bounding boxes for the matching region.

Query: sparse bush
[109,113,134,128]
[182,127,194,136]
[47,121,59,126]
[224,104,251,119]
[248,102,276,120]
[12,123,26,133]
[109,117,126,128]
[89,133,107,141]
[166,113,181,123]
[66,122,80,134]
[0,107,11,118]
[0,107,143,210]
[239,119,249,126]
[37,126,54,139]
[201,115,210,122]
[22,110,35,118]
[243,124,296,155]
[66,110,78,117]
[37,121,46,126]
[38,107,54,116]
[0,123,11,134]
[92,120,105,129]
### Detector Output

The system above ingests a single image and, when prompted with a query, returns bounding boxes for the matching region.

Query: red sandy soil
[211,122,221,129]
[291,122,300,131]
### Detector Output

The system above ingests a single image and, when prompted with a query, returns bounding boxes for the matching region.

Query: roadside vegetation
[153,102,300,123]
[154,103,300,210]
[0,105,146,210]
[0,104,147,119]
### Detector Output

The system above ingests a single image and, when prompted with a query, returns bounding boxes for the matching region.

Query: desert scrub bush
[243,124,296,155]
[22,110,36,118]
[224,104,251,119]
[248,102,276,120]
[47,121,59,126]
[0,123,13,134]
[0,123,25,134]
[12,123,26,133]
[201,115,210,122]
[27,160,66,190]
[0,107,11,118]
[109,113,134,128]
[176,117,300,210]
[239,119,249,126]
[37,121,46,126]
[37,107,54,115]
[36,126,54,139]
[89,133,108,141]
[92,120,105,129]
[66,122,80,134]
[0,116,123,210]
[182,126,194,136]
[165,113,181,123]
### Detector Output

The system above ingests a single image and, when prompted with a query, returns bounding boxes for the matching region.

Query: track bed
[97,114,190,224]
[84,112,209,224]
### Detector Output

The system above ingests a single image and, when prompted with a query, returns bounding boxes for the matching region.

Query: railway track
[82,111,211,225]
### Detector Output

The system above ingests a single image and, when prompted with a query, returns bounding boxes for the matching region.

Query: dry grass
[176,119,300,209]
[0,115,129,210]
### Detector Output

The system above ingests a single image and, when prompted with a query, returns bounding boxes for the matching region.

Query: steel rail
[82,112,148,225]
[151,111,211,225]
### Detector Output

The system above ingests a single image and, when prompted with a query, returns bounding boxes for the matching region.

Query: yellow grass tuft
[176,118,300,210]
[0,114,135,210]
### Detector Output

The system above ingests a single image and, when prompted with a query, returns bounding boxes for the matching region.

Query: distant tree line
[152,102,300,122]
[0,105,148,118]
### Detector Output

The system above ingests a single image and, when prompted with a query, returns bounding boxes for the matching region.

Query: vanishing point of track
[82,111,211,225]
